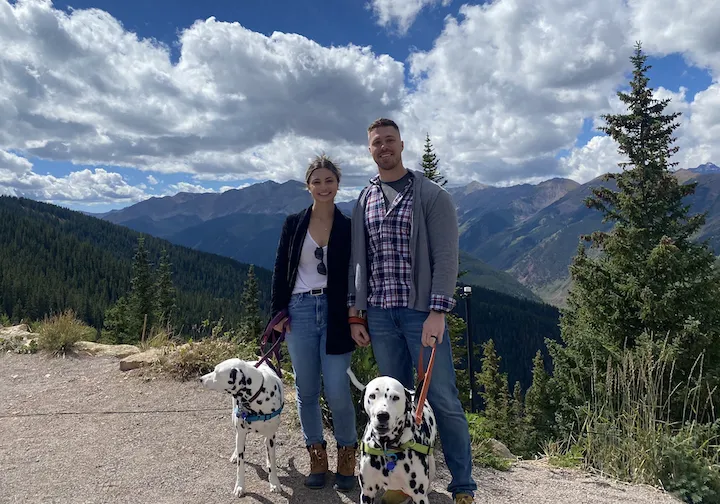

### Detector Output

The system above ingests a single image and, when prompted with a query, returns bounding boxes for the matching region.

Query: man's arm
[426,188,459,313]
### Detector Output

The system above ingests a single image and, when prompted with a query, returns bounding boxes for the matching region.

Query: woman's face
[307,167,338,204]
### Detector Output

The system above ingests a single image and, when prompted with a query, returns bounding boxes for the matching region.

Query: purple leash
[254,310,288,378]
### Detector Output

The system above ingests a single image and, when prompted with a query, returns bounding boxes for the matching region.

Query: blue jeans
[286,292,357,447]
[367,306,477,498]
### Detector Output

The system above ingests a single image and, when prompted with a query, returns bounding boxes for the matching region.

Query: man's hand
[351,324,371,347]
[422,310,445,347]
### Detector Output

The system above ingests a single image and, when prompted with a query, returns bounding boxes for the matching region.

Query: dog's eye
[368,394,376,400]
[391,395,400,401]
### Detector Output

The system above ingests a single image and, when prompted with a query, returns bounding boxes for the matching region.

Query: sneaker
[454,493,474,504]
[380,490,412,504]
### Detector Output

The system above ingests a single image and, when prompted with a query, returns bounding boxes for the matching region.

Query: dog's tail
[346,367,366,391]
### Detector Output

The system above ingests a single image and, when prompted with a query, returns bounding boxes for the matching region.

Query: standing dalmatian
[200,357,284,497]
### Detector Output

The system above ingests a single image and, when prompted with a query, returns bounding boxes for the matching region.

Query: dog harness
[233,375,284,423]
[360,441,434,471]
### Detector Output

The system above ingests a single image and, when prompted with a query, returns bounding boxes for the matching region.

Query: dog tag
[386,460,396,471]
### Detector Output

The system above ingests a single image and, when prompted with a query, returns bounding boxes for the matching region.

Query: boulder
[488,438,516,459]
[119,348,164,371]
[74,341,140,359]
[0,324,32,338]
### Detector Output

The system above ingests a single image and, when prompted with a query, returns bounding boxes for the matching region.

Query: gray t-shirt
[380,171,412,208]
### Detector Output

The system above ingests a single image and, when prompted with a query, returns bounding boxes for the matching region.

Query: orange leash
[414,342,437,425]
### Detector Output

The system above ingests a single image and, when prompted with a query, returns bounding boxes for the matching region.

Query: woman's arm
[271,216,292,317]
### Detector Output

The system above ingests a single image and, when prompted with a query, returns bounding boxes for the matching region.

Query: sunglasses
[314,247,327,275]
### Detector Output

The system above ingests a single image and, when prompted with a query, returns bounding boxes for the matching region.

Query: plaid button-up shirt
[364,175,414,309]
[350,174,456,313]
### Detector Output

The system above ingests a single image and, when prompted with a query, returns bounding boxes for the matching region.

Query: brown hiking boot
[333,444,357,492]
[454,493,474,504]
[305,441,328,489]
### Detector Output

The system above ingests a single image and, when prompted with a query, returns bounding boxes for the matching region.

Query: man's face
[368,125,403,171]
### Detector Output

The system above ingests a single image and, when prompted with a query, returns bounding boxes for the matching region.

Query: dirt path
[0,352,680,504]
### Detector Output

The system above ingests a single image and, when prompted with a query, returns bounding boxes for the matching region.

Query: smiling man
[347,118,476,504]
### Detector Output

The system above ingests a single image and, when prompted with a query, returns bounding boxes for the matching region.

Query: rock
[74,341,140,359]
[488,438,516,459]
[0,324,32,338]
[119,348,164,371]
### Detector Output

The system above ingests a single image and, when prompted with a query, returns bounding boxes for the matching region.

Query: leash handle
[255,310,288,377]
[414,343,437,425]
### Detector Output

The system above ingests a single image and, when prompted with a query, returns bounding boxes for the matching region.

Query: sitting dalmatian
[347,369,438,504]
[200,357,284,497]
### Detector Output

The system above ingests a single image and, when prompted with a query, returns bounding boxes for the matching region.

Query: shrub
[158,337,259,381]
[37,310,96,357]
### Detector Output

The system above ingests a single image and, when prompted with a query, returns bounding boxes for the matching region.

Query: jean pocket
[288,293,303,310]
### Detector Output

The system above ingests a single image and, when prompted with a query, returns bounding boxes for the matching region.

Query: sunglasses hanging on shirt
[315,247,327,275]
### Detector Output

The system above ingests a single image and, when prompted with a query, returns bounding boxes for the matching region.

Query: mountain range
[97,162,720,305]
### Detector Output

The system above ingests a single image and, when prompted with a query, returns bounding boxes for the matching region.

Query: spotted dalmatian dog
[347,368,438,504]
[200,357,285,497]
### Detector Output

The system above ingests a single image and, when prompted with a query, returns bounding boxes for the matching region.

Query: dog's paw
[233,484,245,497]
[269,475,281,493]
[230,451,238,464]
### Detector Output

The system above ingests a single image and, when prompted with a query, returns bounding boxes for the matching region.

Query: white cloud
[367,0,451,35]
[0,165,149,204]
[629,0,720,77]
[0,0,719,206]
[0,0,405,184]
[166,182,213,194]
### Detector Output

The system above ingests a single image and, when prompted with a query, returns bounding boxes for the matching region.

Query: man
[348,118,476,504]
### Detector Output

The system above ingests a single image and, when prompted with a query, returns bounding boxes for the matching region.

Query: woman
[270,154,357,492]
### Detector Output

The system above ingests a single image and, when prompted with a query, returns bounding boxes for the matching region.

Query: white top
[292,230,328,294]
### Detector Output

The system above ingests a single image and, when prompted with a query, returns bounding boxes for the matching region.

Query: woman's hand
[273,317,289,333]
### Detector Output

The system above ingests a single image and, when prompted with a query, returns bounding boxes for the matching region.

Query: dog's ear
[404,388,414,414]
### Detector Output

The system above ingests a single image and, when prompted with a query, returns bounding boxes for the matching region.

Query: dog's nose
[377,411,390,423]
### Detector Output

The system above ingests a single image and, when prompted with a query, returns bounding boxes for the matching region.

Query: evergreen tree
[523,350,554,452]
[478,339,509,435]
[128,235,154,340]
[239,265,263,343]
[548,42,720,422]
[155,248,176,328]
[420,133,447,186]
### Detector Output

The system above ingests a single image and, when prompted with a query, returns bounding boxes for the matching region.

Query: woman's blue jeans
[286,292,357,447]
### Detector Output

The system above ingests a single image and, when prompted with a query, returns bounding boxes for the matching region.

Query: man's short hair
[367,118,400,135]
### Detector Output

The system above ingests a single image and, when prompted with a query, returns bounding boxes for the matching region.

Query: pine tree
[128,235,154,340]
[523,350,554,452]
[549,42,720,421]
[478,339,509,436]
[155,248,176,328]
[420,133,447,186]
[239,265,263,343]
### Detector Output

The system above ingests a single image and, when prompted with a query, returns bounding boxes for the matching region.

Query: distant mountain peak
[690,162,720,174]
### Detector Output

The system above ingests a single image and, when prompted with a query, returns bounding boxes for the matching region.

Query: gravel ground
[0,352,681,504]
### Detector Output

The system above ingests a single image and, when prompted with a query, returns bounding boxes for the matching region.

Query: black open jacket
[271,205,355,355]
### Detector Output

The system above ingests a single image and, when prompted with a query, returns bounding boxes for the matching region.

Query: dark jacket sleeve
[271,215,292,317]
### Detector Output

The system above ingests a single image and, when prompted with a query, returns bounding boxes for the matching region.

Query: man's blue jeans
[286,292,357,448]
[367,306,477,498]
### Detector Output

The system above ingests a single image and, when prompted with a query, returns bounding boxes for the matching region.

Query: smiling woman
[268,153,358,492]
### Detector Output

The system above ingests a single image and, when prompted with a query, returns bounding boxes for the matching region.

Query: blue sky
[1,0,719,213]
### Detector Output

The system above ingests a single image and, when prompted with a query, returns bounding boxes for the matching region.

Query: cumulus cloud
[0,0,719,207]
[367,0,452,35]
[1,0,404,185]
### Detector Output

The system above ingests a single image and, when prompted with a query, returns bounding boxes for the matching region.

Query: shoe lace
[338,446,354,469]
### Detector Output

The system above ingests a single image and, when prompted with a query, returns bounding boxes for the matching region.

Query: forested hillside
[0,196,271,331]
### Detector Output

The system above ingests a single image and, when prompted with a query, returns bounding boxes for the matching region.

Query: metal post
[462,286,477,413]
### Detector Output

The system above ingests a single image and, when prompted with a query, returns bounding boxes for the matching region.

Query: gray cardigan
[348,169,459,312]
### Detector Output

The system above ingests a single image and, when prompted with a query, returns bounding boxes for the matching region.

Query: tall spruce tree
[128,235,154,340]
[548,42,720,421]
[420,133,447,186]
[155,248,176,328]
